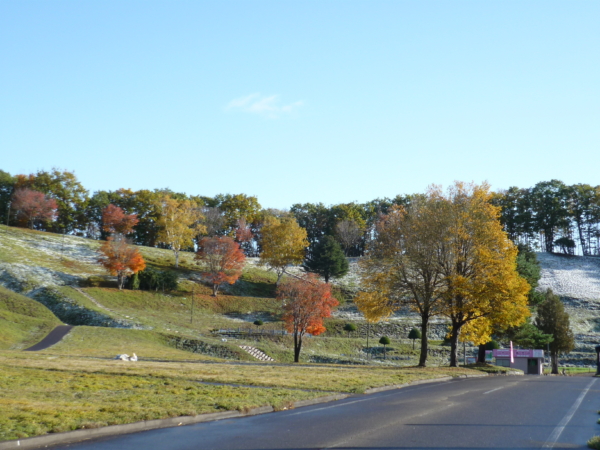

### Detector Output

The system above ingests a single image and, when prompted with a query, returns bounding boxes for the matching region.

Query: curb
[0,395,346,450]
[0,375,483,450]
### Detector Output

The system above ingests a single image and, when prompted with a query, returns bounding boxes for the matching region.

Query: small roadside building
[492,349,545,375]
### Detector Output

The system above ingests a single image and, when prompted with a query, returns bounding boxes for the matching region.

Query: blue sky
[1,1,599,208]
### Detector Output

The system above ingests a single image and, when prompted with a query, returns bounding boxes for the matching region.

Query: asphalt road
[24,325,73,351]
[53,375,599,450]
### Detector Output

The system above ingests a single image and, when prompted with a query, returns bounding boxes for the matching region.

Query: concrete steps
[239,345,275,362]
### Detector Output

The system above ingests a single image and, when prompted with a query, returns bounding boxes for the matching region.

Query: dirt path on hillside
[24,325,74,351]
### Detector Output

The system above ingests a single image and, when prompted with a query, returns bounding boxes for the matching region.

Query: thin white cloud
[226,93,303,118]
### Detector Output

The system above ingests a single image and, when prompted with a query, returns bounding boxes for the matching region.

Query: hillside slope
[536,252,600,346]
[0,285,61,349]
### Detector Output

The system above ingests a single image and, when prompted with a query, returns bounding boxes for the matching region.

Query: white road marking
[542,378,596,448]
[483,387,504,394]
[287,379,455,417]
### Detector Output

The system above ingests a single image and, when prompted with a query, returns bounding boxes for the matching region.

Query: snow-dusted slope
[535,253,600,363]
[537,252,600,302]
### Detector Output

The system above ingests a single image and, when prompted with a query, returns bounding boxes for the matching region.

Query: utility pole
[366,322,370,360]
[190,284,195,324]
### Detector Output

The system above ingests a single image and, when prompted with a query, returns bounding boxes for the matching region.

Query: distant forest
[1,169,598,257]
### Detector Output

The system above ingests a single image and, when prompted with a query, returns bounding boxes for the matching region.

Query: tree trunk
[477,344,486,363]
[551,351,559,374]
[174,250,179,268]
[576,219,588,256]
[212,284,219,296]
[117,273,124,290]
[276,270,285,285]
[418,317,429,367]
[449,323,461,367]
[293,332,302,363]
[545,229,554,253]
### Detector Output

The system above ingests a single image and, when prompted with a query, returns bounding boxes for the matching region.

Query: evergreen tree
[303,235,349,283]
[535,289,575,374]
[0,170,16,226]
[408,328,421,350]
[516,244,543,306]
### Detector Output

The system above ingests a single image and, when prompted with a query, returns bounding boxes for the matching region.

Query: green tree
[214,193,261,236]
[19,169,89,233]
[379,336,391,359]
[260,216,308,284]
[290,202,335,248]
[516,244,543,306]
[510,321,554,350]
[343,323,357,338]
[408,328,421,350]
[567,184,600,256]
[303,235,349,283]
[530,180,570,253]
[554,237,576,255]
[156,195,205,268]
[491,187,535,245]
[0,170,16,226]
[535,289,575,374]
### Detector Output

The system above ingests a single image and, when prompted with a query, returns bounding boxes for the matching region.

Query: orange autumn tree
[277,273,339,362]
[195,236,246,296]
[102,204,139,235]
[11,188,58,229]
[98,234,146,290]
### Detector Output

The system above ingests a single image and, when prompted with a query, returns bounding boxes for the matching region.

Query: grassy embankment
[0,350,479,441]
[0,286,62,350]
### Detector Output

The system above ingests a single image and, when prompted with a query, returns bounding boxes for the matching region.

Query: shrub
[82,276,112,288]
[587,436,600,449]
[379,336,391,345]
[485,340,500,350]
[134,268,178,292]
[379,336,391,359]
[343,323,357,338]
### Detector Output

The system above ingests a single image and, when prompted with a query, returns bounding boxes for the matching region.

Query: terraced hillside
[536,252,600,365]
[0,225,447,366]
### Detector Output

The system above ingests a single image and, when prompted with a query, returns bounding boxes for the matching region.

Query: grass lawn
[0,351,482,442]
[463,363,524,374]
[0,286,62,350]
[36,326,228,361]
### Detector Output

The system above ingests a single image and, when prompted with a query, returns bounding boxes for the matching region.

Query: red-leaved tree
[277,273,339,362]
[102,204,139,235]
[195,236,246,296]
[98,234,146,290]
[235,217,254,255]
[11,188,58,229]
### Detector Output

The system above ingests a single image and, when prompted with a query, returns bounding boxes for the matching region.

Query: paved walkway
[24,325,74,351]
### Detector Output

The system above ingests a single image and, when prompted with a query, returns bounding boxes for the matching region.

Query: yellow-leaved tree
[434,182,530,366]
[156,195,206,268]
[356,196,447,367]
[356,182,530,368]
[260,216,308,284]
